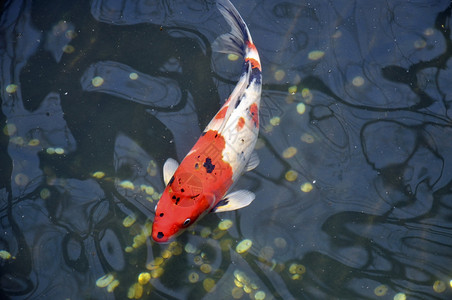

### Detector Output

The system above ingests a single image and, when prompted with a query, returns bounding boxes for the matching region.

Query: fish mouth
[151,230,172,244]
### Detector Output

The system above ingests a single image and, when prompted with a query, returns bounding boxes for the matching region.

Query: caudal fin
[212,0,253,57]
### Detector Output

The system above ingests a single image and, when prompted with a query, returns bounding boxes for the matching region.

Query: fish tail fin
[213,0,261,71]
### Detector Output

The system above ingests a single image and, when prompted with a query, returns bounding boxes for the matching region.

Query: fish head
[151,183,216,243]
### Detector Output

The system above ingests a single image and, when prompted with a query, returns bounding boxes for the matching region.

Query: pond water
[1,0,452,299]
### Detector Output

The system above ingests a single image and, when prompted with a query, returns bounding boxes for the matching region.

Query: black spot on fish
[181,188,185,193]
[175,197,180,205]
[191,194,200,199]
[202,132,206,136]
[195,163,199,170]
[168,176,174,185]
[159,213,164,217]
[172,195,176,200]
[215,134,218,138]
[203,157,215,173]
[235,97,242,108]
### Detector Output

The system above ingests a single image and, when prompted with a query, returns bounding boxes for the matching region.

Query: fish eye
[183,218,191,227]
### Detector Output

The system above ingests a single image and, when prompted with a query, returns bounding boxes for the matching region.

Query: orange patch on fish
[215,105,228,120]
[249,103,259,127]
[237,117,245,130]
[246,58,261,70]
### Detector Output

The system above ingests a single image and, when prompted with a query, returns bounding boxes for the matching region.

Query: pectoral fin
[163,158,179,185]
[245,152,260,172]
[212,190,255,213]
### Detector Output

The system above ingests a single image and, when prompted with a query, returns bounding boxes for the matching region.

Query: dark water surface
[1,0,452,299]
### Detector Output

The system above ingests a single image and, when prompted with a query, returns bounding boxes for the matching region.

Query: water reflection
[1,0,452,299]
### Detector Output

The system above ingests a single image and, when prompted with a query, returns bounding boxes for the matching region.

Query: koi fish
[151,0,262,243]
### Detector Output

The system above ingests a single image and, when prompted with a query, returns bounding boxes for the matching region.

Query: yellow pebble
[374,284,388,296]
[150,267,164,278]
[200,227,211,238]
[232,286,244,299]
[6,84,18,93]
[171,244,183,256]
[236,239,252,254]
[129,72,139,80]
[138,272,151,285]
[92,76,104,87]
[119,180,135,190]
[228,53,239,61]
[212,228,227,240]
[125,246,133,253]
[40,188,51,200]
[132,234,146,248]
[433,280,446,293]
[296,264,306,274]
[288,85,297,94]
[147,257,164,269]
[301,88,313,103]
[200,263,212,274]
[3,123,17,136]
[352,76,364,87]
[28,139,40,146]
[234,279,243,288]
[123,214,136,227]
[203,278,216,292]
[393,293,406,300]
[188,272,199,283]
[184,243,196,254]
[220,238,233,251]
[414,39,427,49]
[140,185,155,195]
[308,50,325,61]
[15,173,29,186]
[274,70,285,81]
[92,171,105,179]
[162,249,172,259]
[218,219,233,230]
[46,147,55,154]
[291,274,301,280]
[300,182,313,193]
[296,103,306,115]
[301,133,314,143]
[274,237,287,248]
[285,170,298,182]
[243,285,252,293]
[0,250,12,260]
[258,246,274,262]
[282,146,297,158]
[63,45,75,54]
[96,273,114,288]
[288,263,298,274]
[270,116,280,126]
[128,283,142,299]
[255,291,266,300]
[107,279,120,292]
[54,147,65,154]
[147,160,158,176]
[193,255,203,265]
